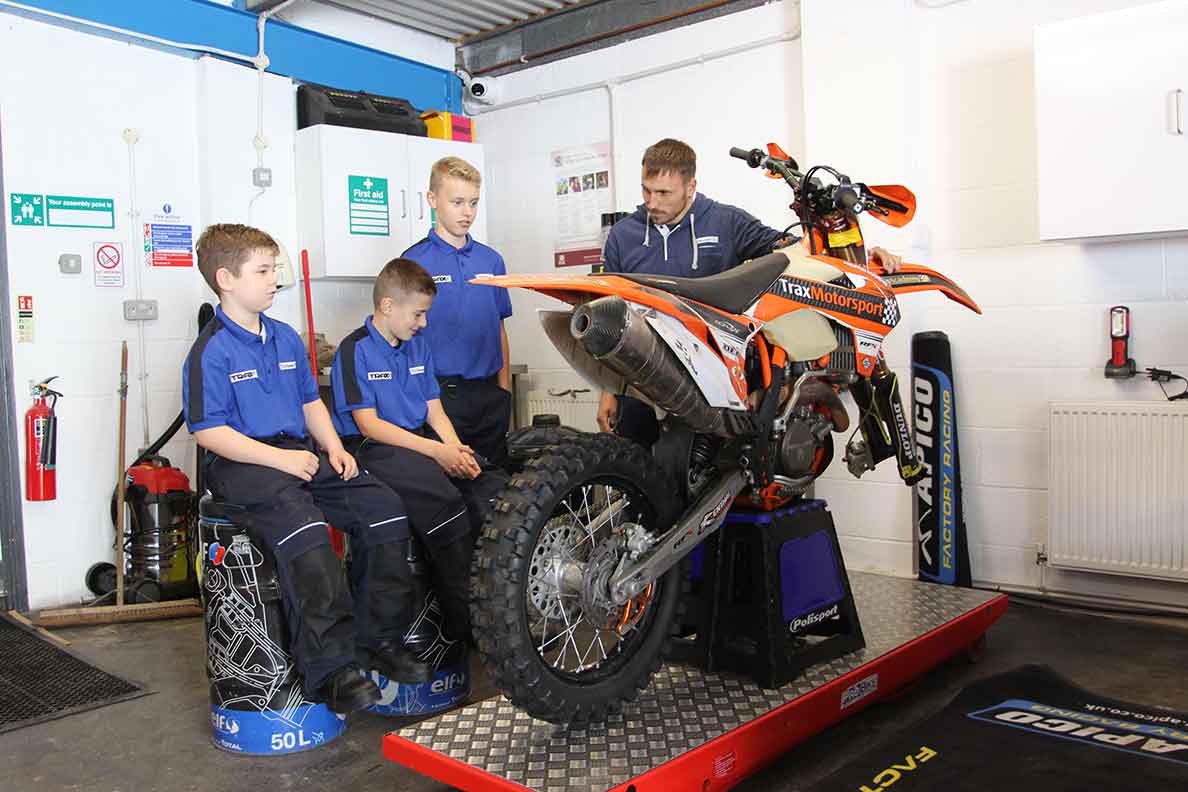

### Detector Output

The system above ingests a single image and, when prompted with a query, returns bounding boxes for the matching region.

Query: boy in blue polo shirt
[182,224,431,715]
[403,156,513,466]
[331,257,497,646]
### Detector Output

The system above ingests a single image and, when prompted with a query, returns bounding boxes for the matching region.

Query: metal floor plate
[391,573,999,792]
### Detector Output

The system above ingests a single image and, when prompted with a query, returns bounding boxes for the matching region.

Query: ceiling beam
[391,0,507,29]
[245,0,300,10]
[322,0,471,38]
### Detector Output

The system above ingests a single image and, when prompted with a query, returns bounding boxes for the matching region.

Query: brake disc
[528,518,583,620]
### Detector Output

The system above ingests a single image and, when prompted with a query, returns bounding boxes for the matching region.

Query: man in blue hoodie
[596,138,900,446]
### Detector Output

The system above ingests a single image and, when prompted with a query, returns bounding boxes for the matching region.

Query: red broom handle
[301,249,318,377]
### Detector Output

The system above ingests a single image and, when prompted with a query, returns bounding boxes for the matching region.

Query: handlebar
[833,184,860,213]
[729,147,766,169]
[731,144,877,216]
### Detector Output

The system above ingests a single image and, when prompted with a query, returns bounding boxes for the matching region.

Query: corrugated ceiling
[291,0,588,41]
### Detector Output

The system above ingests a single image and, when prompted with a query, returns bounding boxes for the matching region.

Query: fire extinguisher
[25,376,62,501]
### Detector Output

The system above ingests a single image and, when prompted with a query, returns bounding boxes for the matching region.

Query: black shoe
[358,641,434,683]
[316,666,380,714]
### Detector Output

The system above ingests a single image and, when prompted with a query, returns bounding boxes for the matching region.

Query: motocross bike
[469,144,981,725]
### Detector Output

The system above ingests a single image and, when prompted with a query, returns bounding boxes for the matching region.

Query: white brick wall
[479,0,1187,607]
[0,16,381,609]
[806,0,1188,606]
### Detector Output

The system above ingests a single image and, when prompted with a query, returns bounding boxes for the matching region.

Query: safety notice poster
[144,202,194,267]
[93,242,124,287]
[552,142,612,268]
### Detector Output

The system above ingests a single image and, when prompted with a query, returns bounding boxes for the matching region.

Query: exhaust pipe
[571,296,726,435]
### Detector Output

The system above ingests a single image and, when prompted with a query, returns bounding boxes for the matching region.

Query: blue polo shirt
[330,316,440,436]
[402,229,512,380]
[182,306,318,439]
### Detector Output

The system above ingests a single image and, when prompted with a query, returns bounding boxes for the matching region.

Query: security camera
[466,76,501,106]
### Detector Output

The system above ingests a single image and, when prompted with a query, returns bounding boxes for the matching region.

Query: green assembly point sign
[348,175,390,236]
[46,195,115,228]
[9,193,44,226]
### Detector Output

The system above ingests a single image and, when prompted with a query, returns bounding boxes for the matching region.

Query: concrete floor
[2,594,1187,792]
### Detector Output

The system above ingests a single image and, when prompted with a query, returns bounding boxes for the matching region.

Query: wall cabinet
[296,125,486,278]
[1035,0,1188,240]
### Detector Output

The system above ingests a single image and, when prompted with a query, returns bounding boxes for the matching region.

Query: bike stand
[676,500,866,688]
[382,571,1007,791]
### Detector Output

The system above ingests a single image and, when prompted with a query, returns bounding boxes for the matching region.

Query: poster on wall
[552,142,612,268]
[46,195,115,229]
[348,175,390,236]
[144,202,194,267]
[93,242,124,288]
[9,193,45,227]
[16,296,34,343]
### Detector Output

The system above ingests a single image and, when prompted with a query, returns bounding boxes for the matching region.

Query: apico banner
[911,331,972,586]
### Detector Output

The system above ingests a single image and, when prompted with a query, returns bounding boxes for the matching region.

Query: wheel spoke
[524,475,655,678]
[593,630,609,663]
[562,499,598,553]
[577,627,606,668]
[581,484,593,525]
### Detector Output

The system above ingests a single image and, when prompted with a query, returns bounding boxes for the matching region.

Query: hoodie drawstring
[643,218,650,247]
[690,212,698,271]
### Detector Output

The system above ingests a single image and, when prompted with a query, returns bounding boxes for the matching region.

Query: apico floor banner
[811,665,1188,791]
[911,331,972,586]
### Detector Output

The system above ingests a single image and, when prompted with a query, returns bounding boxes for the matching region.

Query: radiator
[1048,401,1188,582]
[519,388,600,432]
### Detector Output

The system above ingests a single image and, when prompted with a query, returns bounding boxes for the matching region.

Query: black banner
[812,665,1188,790]
[910,331,972,586]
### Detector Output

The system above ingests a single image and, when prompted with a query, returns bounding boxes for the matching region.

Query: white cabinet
[296,125,486,278]
[1035,0,1188,241]
[406,135,487,244]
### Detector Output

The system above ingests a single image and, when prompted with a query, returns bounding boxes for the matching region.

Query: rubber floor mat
[0,611,148,734]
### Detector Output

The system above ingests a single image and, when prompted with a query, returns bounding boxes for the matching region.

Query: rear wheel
[471,433,684,724]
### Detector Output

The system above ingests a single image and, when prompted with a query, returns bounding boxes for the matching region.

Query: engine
[776,407,835,481]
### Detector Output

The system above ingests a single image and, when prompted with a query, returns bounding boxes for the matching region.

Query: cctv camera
[466,76,500,105]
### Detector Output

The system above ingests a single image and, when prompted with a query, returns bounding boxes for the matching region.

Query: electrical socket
[252,167,273,188]
[123,299,159,321]
[58,253,82,274]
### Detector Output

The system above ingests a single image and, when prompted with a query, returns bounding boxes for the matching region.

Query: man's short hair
[642,138,696,182]
[429,156,482,193]
[373,257,437,307]
[196,224,279,295]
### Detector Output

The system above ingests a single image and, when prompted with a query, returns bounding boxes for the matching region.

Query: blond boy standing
[402,157,513,466]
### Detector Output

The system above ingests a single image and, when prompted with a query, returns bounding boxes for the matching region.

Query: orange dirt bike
[469,144,981,724]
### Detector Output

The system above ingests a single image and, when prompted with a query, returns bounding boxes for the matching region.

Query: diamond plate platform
[384,572,1007,792]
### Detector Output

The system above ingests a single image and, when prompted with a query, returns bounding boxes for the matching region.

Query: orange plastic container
[421,111,474,142]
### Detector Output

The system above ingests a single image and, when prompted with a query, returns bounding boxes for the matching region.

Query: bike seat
[617,251,789,315]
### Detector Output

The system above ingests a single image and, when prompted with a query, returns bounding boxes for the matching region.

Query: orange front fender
[880,264,981,314]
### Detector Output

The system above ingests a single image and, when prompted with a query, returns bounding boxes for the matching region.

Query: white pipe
[248,0,302,218]
[122,128,151,449]
[0,0,257,63]
[467,28,802,116]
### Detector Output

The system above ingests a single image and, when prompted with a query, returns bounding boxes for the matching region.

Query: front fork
[823,230,925,486]
[847,357,925,485]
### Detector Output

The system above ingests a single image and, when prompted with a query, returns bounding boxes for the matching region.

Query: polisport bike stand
[674,500,866,688]
[383,572,1007,791]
